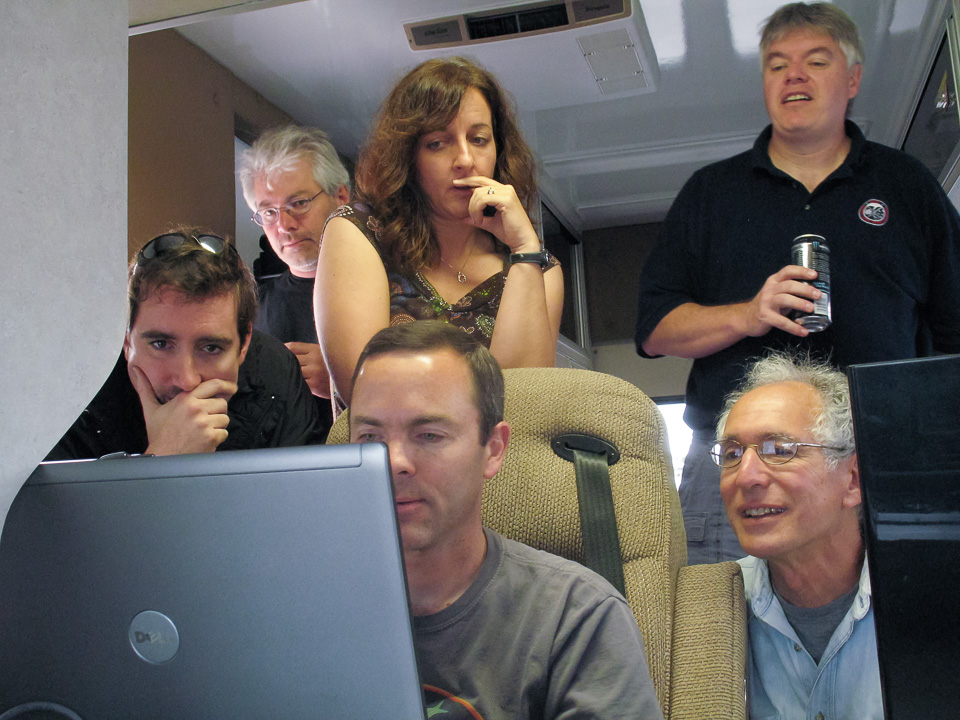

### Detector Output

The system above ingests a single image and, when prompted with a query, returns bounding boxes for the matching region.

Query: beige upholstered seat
[328,366,746,719]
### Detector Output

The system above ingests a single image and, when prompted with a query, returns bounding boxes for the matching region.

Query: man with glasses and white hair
[47,228,323,460]
[714,352,881,719]
[238,126,351,432]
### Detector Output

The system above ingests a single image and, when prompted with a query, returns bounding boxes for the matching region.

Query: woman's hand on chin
[454,177,541,253]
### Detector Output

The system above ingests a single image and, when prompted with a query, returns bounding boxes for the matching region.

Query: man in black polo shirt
[238,126,351,437]
[635,2,960,564]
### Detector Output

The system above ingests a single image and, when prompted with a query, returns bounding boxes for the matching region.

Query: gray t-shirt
[776,582,859,665]
[413,528,665,720]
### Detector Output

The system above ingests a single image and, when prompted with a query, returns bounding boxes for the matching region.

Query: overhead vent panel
[466,4,570,40]
[403,0,659,110]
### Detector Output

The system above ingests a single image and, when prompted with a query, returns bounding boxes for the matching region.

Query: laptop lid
[847,354,960,720]
[0,444,426,720]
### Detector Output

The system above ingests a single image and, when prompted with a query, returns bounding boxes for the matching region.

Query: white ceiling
[173,0,951,235]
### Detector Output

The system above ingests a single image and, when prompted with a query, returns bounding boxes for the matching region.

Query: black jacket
[46,330,325,460]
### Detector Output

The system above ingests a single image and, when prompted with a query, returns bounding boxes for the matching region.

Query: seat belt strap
[552,434,626,596]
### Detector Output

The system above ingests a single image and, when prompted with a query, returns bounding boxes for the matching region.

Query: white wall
[0,0,128,534]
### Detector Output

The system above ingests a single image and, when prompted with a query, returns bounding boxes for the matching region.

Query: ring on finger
[487,187,495,195]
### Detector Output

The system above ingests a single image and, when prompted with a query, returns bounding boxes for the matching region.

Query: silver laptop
[0,444,426,720]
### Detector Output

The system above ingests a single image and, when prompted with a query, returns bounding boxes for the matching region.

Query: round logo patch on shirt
[858,199,889,226]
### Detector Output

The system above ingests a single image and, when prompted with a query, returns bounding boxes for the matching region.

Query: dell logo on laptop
[128,610,180,664]
[134,630,175,645]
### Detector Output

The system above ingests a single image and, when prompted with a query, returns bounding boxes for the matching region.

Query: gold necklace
[442,237,476,283]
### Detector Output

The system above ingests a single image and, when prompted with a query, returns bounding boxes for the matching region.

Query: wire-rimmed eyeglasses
[252,189,325,227]
[709,436,846,468]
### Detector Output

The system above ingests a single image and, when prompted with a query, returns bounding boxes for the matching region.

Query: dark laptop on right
[847,354,960,720]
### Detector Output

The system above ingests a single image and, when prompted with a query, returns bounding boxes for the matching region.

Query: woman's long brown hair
[355,57,538,272]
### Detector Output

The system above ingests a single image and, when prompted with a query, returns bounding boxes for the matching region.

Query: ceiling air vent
[402,0,659,109]
[467,4,570,40]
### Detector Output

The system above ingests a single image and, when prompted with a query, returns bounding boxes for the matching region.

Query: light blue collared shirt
[738,556,883,720]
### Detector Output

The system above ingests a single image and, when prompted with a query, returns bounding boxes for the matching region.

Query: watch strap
[508,251,549,269]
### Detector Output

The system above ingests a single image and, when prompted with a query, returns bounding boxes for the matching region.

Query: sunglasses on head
[133,232,237,274]
[138,232,232,259]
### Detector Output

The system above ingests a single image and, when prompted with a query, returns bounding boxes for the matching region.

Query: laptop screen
[0,444,426,720]
[847,354,960,720]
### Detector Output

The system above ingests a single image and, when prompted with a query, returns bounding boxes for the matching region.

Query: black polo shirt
[636,121,960,432]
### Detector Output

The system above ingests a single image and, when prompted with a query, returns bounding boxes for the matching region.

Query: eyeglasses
[252,189,325,227]
[133,232,236,274]
[709,436,846,468]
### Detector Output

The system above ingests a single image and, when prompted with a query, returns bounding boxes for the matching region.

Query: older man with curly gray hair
[714,351,880,719]
[238,126,351,434]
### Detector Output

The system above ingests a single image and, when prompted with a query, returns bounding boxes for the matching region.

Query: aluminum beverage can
[791,235,832,331]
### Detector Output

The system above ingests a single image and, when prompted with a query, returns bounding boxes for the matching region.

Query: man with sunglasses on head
[714,352,880,720]
[47,229,324,460]
[238,126,351,434]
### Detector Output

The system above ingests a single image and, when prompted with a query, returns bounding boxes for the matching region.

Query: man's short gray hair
[716,352,856,469]
[761,2,865,68]
[238,125,351,211]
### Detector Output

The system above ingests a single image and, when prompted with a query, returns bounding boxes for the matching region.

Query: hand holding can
[790,235,832,332]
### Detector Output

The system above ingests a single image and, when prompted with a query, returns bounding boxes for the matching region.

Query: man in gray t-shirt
[349,321,664,720]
